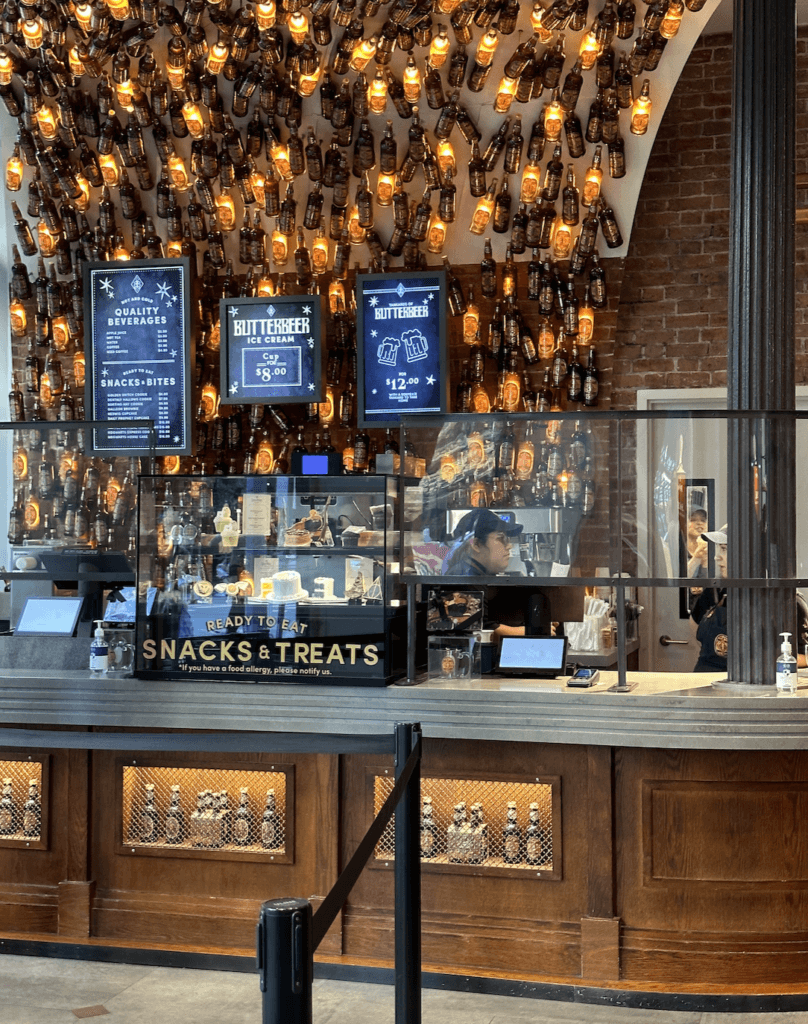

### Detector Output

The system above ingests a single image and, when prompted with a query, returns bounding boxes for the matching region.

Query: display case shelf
[370,771,561,880]
[0,756,48,850]
[118,760,295,863]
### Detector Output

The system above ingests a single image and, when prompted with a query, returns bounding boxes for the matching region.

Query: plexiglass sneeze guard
[135,474,405,685]
[398,411,808,685]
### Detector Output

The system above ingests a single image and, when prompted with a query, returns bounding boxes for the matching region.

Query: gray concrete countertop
[2,669,808,750]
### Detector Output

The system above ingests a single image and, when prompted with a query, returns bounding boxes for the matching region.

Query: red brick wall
[611,27,808,409]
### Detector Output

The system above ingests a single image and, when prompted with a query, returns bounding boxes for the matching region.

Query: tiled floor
[2,954,808,1024]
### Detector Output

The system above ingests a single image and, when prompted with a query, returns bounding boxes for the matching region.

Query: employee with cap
[690,525,808,672]
[442,508,532,638]
[443,508,524,577]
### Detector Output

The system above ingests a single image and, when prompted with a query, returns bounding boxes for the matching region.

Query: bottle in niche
[0,778,17,835]
[502,801,522,863]
[447,802,470,864]
[164,784,185,844]
[515,422,536,480]
[421,795,438,859]
[233,787,254,846]
[140,783,159,843]
[467,803,488,864]
[261,789,280,849]
[524,802,544,865]
[22,779,40,838]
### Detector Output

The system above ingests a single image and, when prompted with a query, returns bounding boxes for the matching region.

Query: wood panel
[89,744,341,954]
[340,738,601,980]
[615,747,808,985]
[0,880,57,934]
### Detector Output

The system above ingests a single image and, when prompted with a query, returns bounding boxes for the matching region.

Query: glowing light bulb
[311,231,329,274]
[550,216,572,260]
[206,39,228,75]
[269,142,293,181]
[256,269,274,295]
[520,161,541,203]
[21,17,43,48]
[403,55,421,103]
[328,279,345,313]
[630,80,652,136]
[476,27,499,66]
[376,170,395,207]
[106,0,130,20]
[182,99,205,137]
[167,153,190,190]
[427,213,447,254]
[0,48,13,84]
[68,46,85,76]
[493,75,517,113]
[530,2,554,43]
[215,191,236,231]
[350,34,377,73]
[113,239,130,259]
[74,174,91,211]
[579,29,599,70]
[544,94,563,141]
[37,220,57,256]
[5,149,23,190]
[271,227,289,266]
[9,297,27,336]
[255,0,276,28]
[288,10,308,43]
[368,69,388,114]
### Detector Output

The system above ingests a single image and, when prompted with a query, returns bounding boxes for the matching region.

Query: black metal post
[394,721,422,1024]
[727,0,797,682]
[257,898,313,1024]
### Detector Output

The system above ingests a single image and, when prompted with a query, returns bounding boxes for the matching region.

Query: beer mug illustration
[377,337,399,367]
[402,328,429,363]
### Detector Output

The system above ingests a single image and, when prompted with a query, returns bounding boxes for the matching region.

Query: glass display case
[134,474,405,685]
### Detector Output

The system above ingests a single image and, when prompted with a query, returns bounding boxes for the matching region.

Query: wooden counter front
[2,671,808,994]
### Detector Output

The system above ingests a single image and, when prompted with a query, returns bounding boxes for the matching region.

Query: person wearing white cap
[690,526,808,672]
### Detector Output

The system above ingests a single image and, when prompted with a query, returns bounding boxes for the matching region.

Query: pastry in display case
[135,474,406,685]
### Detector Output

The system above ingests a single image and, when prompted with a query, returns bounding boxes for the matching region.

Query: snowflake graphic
[428,292,434,301]
[173,435,180,443]
[369,296,379,306]
[102,367,109,376]
[170,349,177,358]
[229,306,239,317]
[100,277,114,297]
[302,305,311,314]
[307,382,315,391]
[156,282,172,299]
[308,338,314,348]
[426,374,436,385]
[371,330,377,337]
[230,382,239,394]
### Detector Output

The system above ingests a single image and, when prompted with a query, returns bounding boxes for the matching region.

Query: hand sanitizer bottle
[776,631,797,693]
[90,620,109,675]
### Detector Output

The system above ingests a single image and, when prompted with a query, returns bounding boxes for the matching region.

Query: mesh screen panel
[122,765,287,853]
[0,760,43,842]
[374,775,554,871]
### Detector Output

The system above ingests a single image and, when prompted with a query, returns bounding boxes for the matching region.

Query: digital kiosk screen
[219,294,324,405]
[84,259,192,456]
[355,271,447,427]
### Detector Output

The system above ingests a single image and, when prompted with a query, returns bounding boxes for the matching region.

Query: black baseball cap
[452,508,523,541]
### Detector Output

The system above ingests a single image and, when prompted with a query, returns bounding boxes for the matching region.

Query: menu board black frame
[218,293,325,406]
[84,258,192,457]
[355,270,448,428]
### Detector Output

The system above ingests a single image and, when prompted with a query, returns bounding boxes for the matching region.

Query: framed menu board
[84,259,192,456]
[355,271,448,427]
[219,294,324,405]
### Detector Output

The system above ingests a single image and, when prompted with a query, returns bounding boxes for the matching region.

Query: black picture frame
[84,258,193,456]
[679,478,715,619]
[218,293,324,406]
[355,270,448,428]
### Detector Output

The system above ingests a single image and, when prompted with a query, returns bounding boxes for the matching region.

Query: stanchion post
[256,897,313,1024]
[394,722,422,1024]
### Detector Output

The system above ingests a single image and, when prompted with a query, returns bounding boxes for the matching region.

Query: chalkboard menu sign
[355,271,447,427]
[84,259,192,456]
[219,294,324,405]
